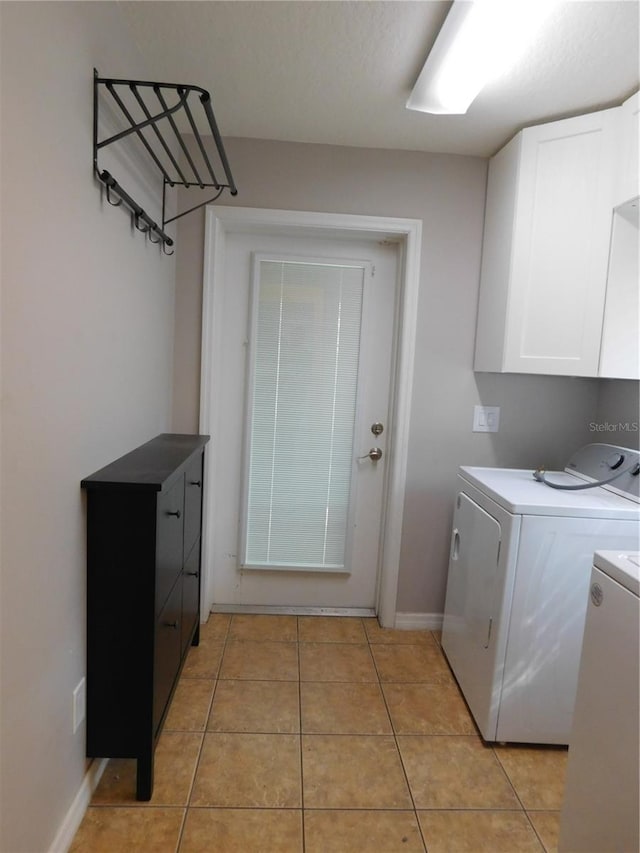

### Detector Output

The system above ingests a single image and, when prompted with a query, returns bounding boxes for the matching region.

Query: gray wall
[0,4,176,850]
[172,136,600,615]
[595,379,640,450]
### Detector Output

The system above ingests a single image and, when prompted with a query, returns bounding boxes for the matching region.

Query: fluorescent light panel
[407,0,558,115]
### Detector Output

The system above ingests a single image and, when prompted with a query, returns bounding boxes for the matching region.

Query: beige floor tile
[181,637,224,679]
[417,810,544,853]
[229,613,298,641]
[165,679,215,731]
[70,806,184,852]
[199,613,231,641]
[494,746,568,810]
[180,808,303,852]
[208,679,300,733]
[190,732,301,807]
[527,810,561,853]
[397,735,519,809]
[371,643,453,683]
[364,618,435,645]
[383,682,476,735]
[301,682,392,734]
[304,810,425,853]
[299,642,377,682]
[219,639,299,681]
[298,615,366,643]
[91,732,203,806]
[302,734,412,809]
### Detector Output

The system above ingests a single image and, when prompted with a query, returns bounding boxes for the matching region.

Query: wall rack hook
[134,211,150,233]
[93,69,237,256]
[105,183,122,207]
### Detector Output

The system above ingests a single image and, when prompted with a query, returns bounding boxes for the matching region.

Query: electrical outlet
[473,405,500,433]
[72,677,86,733]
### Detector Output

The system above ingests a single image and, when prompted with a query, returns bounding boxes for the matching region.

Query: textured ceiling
[118,0,640,157]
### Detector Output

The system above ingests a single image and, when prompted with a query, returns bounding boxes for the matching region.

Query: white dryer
[559,550,639,852]
[441,443,640,745]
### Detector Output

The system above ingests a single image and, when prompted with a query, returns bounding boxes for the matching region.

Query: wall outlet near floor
[72,677,86,733]
[473,405,501,433]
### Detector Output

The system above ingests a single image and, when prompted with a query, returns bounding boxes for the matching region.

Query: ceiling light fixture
[407,0,558,115]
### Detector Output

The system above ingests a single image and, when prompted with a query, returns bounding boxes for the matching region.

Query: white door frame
[199,206,422,628]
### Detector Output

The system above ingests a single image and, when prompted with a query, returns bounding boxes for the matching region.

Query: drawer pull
[166,509,181,518]
[189,480,201,488]
[185,570,199,577]
[163,620,179,629]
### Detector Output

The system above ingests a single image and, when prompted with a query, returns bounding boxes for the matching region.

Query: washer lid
[594,550,640,596]
[459,466,640,519]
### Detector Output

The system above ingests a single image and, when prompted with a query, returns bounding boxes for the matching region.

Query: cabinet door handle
[189,480,201,488]
[163,620,179,629]
[167,509,181,518]
[185,570,199,577]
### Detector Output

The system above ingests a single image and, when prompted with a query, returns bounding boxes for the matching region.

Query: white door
[207,228,398,611]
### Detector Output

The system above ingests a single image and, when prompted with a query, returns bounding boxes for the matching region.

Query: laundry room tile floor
[71,614,566,852]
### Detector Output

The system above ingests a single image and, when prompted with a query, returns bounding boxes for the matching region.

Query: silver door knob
[359,447,383,461]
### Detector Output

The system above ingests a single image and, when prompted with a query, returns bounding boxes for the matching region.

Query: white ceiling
[119,0,640,158]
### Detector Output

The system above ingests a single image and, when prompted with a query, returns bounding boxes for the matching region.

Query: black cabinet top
[81,433,210,492]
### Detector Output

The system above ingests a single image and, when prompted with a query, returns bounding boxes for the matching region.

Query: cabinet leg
[136,751,154,801]
[192,623,200,647]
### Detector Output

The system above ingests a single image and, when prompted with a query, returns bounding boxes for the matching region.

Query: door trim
[199,206,422,628]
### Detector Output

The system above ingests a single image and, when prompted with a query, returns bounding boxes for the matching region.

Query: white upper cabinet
[613,91,640,207]
[599,92,640,381]
[475,108,619,376]
[599,199,640,380]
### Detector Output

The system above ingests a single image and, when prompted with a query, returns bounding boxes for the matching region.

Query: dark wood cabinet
[81,433,209,800]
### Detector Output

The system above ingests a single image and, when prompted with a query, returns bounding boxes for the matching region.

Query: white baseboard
[394,612,443,631]
[211,604,375,617]
[49,757,108,853]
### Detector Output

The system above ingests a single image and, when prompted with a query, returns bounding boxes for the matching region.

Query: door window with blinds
[240,256,367,572]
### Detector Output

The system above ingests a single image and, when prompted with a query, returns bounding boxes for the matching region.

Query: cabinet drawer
[156,477,184,612]
[153,579,182,733]
[184,453,204,561]
[181,542,200,656]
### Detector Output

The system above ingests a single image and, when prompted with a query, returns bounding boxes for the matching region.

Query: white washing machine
[559,550,639,853]
[441,443,640,745]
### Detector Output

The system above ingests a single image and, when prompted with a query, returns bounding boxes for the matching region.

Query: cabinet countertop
[81,433,210,492]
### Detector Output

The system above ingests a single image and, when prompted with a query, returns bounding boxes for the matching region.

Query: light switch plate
[473,405,500,433]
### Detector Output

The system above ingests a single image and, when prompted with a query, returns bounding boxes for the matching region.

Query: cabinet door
[153,579,182,733]
[599,199,640,379]
[184,453,204,562]
[474,134,521,372]
[504,109,617,375]
[614,91,639,207]
[181,544,200,656]
[156,477,185,612]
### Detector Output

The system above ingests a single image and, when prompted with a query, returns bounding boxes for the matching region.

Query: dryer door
[442,490,511,740]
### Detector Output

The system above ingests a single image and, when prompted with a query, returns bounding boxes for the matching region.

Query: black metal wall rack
[93,69,237,254]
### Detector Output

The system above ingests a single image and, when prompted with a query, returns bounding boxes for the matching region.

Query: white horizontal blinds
[245,259,365,570]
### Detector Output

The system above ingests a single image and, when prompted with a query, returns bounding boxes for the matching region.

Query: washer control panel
[566,444,640,502]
